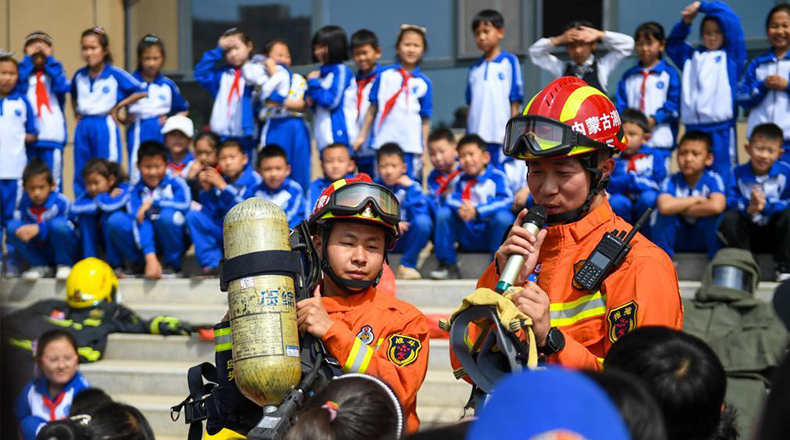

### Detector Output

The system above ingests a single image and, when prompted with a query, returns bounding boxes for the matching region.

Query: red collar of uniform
[545,198,616,243]
[321,285,378,313]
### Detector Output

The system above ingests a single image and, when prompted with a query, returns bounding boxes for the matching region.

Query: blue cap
[467,368,632,440]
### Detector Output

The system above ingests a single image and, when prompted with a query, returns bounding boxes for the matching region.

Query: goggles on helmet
[503,114,616,159]
[313,181,400,228]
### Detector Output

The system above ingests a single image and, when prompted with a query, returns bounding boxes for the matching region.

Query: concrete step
[114,392,464,437]
[81,360,469,407]
[103,334,453,370]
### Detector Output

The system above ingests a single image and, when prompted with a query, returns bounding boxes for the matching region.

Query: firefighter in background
[5,257,192,365]
[475,77,682,370]
[297,174,430,433]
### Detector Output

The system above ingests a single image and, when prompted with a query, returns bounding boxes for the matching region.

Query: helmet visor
[329,182,400,225]
[503,115,609,159]
[711,265,754,293]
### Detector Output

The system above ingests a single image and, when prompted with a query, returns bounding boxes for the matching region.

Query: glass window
[191,0,314,66]
[542,0,603,38]
[326,0,453,62]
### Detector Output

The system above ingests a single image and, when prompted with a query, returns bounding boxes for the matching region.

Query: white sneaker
[56,265,72,281]
[22,266,53,281]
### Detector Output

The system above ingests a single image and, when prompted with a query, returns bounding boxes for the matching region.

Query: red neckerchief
[35,71,52,116]
[461,178,477,201]
[638,69,653,113]
[356,73,377,118]
[627,153,648,173]
[435,168,461,196]
[227,68,242,116]
[42,391,66,421]
[378,67,412,129]
[169,161,188,173]
[30,205,47,223]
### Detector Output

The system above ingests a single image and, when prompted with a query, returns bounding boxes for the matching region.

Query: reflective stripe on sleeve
[343,337,375,374]
[550,291,607,327]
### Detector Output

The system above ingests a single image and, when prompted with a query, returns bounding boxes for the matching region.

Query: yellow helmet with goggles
[66,258,119,308]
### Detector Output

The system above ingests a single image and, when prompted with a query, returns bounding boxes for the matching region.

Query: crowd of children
[1,2,790,281]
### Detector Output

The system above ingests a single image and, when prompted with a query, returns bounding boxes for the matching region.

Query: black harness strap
[219,250,302,292]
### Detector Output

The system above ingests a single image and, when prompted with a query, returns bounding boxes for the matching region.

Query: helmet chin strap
[320,227,383,295]
[545,152,612,225]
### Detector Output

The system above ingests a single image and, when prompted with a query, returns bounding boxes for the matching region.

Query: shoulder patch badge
[357,325,375,345]
[608,301,638,343]
[387,334,422,367]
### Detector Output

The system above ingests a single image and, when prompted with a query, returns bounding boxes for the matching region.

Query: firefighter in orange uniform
[296,174,429,432]
[476,77,682,370]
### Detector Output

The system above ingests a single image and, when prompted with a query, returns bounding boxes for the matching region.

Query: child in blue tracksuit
[126,35,189,183]
[308,142,356,214]
[616,22,681,169]
[8,160,77,280]
[718,123,790,280]
[71,159,130,267]
[432,135,514,280]
[244,40,312,192]
[107,141,191,279]
[15,330,90,440]
[608,109,666,234]
[161,115,196,180]
[0,53,38,275]
[652,131,727,259]
[354,25,432,181]
[738,4,790,166]
[71,27,147,196]
[251,144,305,228]
[195,28,256,157]
[466,9,524,168]
[349,29,382,176]
[18,32,70,190]
[425,128,460,220]
[306,26,359,153]
[375,143,432,279]
[186,140,260,275]
[667,1,746,185]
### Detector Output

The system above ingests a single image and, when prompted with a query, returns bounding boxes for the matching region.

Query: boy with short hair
[529,21,633,94]
[375,143,432,280]
[431,134,514,280]
[1,52,37,277]
[719,123,790,281]
[467,9,523,167]
[608,108,666,231]
[7,159,76,281]
[251,144,306,228]
[107,141,191,279]
[308,142,356,212]
[186,139,261,276]
[18,32,70,190]
[426,127,460,218]
[652,131,726,259]
[161,115,195,181]
[350,29,382,177]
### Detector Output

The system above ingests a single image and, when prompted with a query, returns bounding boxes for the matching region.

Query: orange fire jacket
[476,200,683,370]
[321,286,430,432]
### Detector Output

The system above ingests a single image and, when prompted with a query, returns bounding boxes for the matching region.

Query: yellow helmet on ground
[66,258,118,308]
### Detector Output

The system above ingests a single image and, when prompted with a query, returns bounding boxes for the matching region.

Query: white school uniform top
[466,50,524,146]
[127,71,188,119]
[21,56,69,146]
[369,64,433,154]
[0,92,37,179]
[71,64,145,115]
[528,31,634,94]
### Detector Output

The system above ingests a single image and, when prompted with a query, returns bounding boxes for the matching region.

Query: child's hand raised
[575,27,604,44]
[682,2,701,24]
